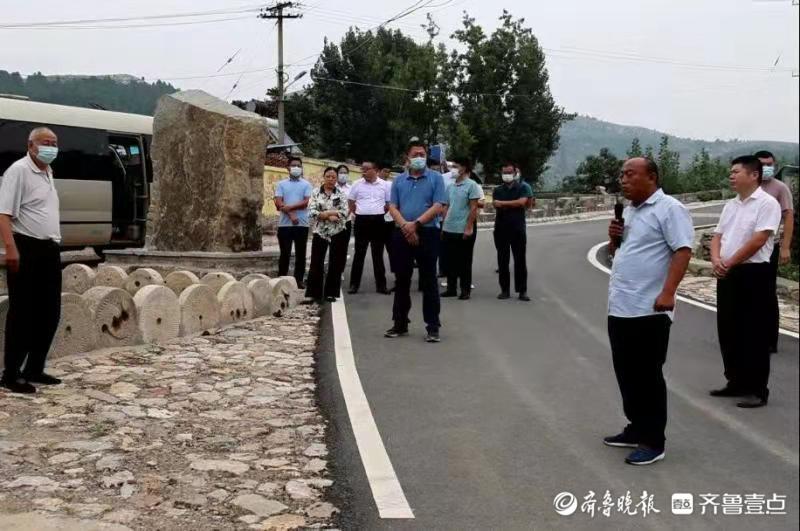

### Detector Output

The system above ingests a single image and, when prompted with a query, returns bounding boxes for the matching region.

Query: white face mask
[762,165,775,180]
[451,167,460,178]
[501,173,515,183]
[289,166,302,179]
[337,173,349,184]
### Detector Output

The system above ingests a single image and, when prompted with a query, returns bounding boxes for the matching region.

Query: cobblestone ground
[679,276,799,333]
[0,306,338,531]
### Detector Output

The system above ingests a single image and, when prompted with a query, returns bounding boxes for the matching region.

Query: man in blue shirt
[385,140,447,342]
[605,157,694,466]
[274,156,313,287]
[441,156,481,300]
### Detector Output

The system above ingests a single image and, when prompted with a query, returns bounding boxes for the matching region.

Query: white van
[0,97,154,251]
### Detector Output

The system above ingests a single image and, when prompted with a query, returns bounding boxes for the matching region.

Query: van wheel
[92,246,105,260]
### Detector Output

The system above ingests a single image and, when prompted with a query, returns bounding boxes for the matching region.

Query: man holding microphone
[604,157,694,466]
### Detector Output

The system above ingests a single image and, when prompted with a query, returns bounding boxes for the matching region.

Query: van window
[0,120,116,180]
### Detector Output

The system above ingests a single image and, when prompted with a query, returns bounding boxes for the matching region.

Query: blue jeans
[390,227,441,331]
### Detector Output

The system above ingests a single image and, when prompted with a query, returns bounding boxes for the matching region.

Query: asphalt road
[317,205,799,530]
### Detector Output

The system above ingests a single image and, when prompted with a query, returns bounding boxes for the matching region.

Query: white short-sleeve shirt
[714,187,781,264]
[348,178,391,216]
[0,154,61,242]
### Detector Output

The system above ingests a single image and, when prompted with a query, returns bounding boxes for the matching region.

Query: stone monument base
[104,248,280,278]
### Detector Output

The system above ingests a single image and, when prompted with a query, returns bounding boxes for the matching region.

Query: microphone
[612,201,624,249]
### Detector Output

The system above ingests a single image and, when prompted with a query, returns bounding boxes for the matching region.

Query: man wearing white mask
[755,150,794,354]
[492,161,533,301]
[0,127,63,394]
[274,156,313,287]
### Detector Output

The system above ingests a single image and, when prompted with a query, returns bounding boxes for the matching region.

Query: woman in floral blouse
[306,167,350,302]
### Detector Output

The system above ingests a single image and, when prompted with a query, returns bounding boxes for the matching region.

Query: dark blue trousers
[390,227,441,332]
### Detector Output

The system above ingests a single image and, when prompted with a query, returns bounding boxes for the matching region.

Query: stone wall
[478,189,732,223]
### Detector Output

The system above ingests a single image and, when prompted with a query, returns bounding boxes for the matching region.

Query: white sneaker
[440,281,448,288]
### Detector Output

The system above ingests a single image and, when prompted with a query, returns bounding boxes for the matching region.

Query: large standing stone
[148,90,267,252]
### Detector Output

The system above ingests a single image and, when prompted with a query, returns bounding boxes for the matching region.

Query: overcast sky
[1,0,798,142]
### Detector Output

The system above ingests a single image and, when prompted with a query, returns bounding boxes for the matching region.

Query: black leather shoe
[737,396,768,409]
[440,291,457,298]
[347,287,359,295]
[1,378,36,394]
[24,373,62,385]
[709,386,747,397]
[376,287,391,295]
[518,293,531,302]
[458,292,471,300]
[497,292,510,300]
[325,296,337,302]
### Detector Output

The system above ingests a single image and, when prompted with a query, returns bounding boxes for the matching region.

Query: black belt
[13,232,59,249]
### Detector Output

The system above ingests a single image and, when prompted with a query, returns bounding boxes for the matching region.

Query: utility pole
[259,2,302,146]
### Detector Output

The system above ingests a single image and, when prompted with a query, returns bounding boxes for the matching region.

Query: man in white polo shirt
[348,160,391,294]
[0,127,63,394]
[710,155,782,409]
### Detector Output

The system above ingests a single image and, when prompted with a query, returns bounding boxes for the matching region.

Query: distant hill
[3,72,796,186]
[541,115,799,189]
[0,70,176,115]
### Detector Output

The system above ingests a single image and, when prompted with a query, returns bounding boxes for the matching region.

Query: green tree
[0,70,175,114]
[682,148,726,192]
[657,135,681,193]
[565,147,623,193]
[450,11,571,184]
[306,27,452,164]
[626,137,643,158]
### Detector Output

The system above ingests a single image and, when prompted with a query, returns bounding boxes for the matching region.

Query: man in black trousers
[347,161,391,294]
[0,127,64,394]
[605,157,694,466]
[492,162,532,301]
[710,155,781,408]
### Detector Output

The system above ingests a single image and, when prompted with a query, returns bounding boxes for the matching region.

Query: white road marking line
[543,265,800,468]
[586,241,799,339]
[331,295,415,519]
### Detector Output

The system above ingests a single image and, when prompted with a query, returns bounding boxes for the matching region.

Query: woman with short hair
[306,167,350,302]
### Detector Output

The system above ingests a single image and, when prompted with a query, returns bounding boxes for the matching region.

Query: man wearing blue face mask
[274,156,313,287]
[385,140,447,342]
[0,127,63,394]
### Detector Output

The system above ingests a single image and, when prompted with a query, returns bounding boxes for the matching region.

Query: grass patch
[778,263,799,282]
[89,421,115,438]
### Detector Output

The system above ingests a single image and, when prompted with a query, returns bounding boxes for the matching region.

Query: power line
[0,4,264,29]
[0,15,256,31]
[282,0,443,70]
[310,73,523,98]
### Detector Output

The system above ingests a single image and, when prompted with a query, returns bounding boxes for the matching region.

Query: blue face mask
[409,157,427,171]
[762,165,775,180]
[36,145,58,165]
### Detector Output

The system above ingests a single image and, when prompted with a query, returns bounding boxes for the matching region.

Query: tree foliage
[296,26,452,165]
[563,137,730,194]
[279,11,568,183]
[561,148,622,193]
[450,11,571,184]
[0,70,175,114]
